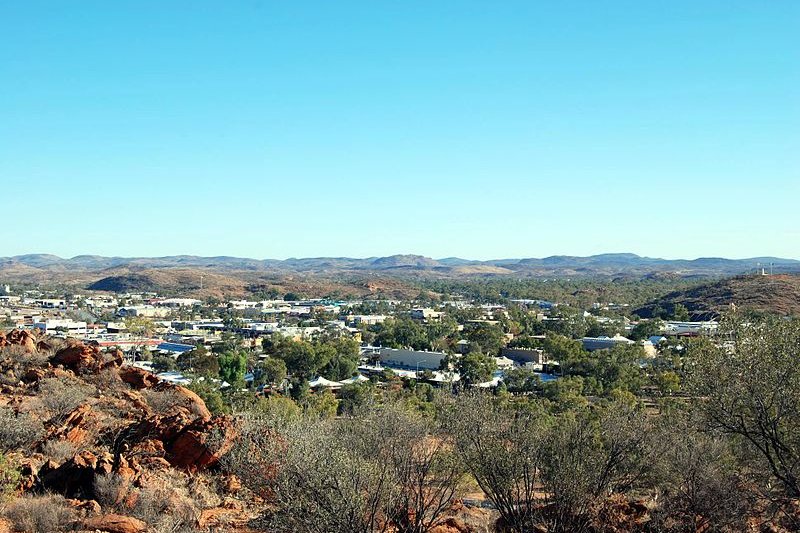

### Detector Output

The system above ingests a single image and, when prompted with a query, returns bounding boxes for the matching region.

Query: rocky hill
[0,330,249,532]
[634,274,800,319]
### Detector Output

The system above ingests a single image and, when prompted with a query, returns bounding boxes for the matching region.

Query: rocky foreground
[0,330,252,532]
[0,331,504,533]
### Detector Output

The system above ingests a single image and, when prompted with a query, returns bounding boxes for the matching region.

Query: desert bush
[93,472,132,510]
[41,439,80,463]
[228,402,464,533]
[37,376,94,422]
[0,452,20,504]
[0,407,43,453]
[141,388,188,413]
[444,393,657,533]
[0,346,49,386]
[83,368,126,392]
[94,471,200,531]
[648,421,751,532]
[2,494,75,532]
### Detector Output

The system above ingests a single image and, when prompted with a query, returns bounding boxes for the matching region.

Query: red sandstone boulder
[45,404,97,446]
[51,340,122,373]
[3,330,36,351]
[0,329,37,353]
[167,416,237,470]
[119,366,159,389]
[39,450,99,498]
[83,514,147,533]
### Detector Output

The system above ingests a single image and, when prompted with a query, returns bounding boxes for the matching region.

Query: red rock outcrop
[45,404,98,446]
[39,450,101,498]
[119,366,160,389]
[51,340,123,373]
[168,416,237,470]
[0,329,38,353]
[82,514,147,533]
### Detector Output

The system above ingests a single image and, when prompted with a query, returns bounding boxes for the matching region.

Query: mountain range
[1,253,798,277]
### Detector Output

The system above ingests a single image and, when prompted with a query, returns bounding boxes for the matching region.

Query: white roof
[339,374,370,385]
[474,376,503,388]
[308,376,342,388]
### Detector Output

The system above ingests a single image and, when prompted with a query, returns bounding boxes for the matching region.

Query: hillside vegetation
[635,274,800,318]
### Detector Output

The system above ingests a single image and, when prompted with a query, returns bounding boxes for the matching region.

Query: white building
[33,319,88,336]
[378,348,447,371]
[581,335,635,351]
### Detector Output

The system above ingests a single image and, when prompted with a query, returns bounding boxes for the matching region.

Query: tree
[218,349,248,387]
[177,344,219,378]
[687,316,800,499]
[464,322,506,355]
[187,381,227,415]
[255,357,287,388]
[542,334,585,364]
[456,352,496,387]
[444,394,656,533]
[274,340,329,380]
[124,316,156,337]
[502,367,542,394]
[629,319,663,341]
[671,303,690,321]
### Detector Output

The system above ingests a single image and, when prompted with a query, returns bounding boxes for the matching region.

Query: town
[0,282,717,408]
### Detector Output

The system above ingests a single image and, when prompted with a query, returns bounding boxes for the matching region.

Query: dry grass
[2,494,75,533]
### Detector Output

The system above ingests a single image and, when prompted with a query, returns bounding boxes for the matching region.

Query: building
[347,315,388,326]
[33,319,88,336]
[581,335,635,351]
[494,356,515,370]
[410,308,442,321]
[116,305,170,318]
[662,321,718,336]
[501,347,546,365]
[378,348,447,371]
[157,298,202,308]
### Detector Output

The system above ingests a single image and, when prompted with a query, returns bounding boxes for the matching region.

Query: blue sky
[2,1,798,260]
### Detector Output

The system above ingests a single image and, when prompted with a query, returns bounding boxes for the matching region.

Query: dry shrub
[83,368,127,392]
[94,471,202,531]
[141,388,187,413]
[0,346,49,386]
[41,439,80,463]
[0,407,43,453]
[38,377,94,422]
[187,475,222,509]
[2,494,75,532]
[93,473,134,510]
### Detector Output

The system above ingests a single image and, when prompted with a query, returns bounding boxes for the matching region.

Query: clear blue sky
[2,1,798,260]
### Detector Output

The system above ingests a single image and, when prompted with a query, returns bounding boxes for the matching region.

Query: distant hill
[2,253,798,277]
[369,255,442,269]
[634,274,800,318]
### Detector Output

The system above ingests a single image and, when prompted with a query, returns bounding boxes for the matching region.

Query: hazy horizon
[4,250,800,263]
